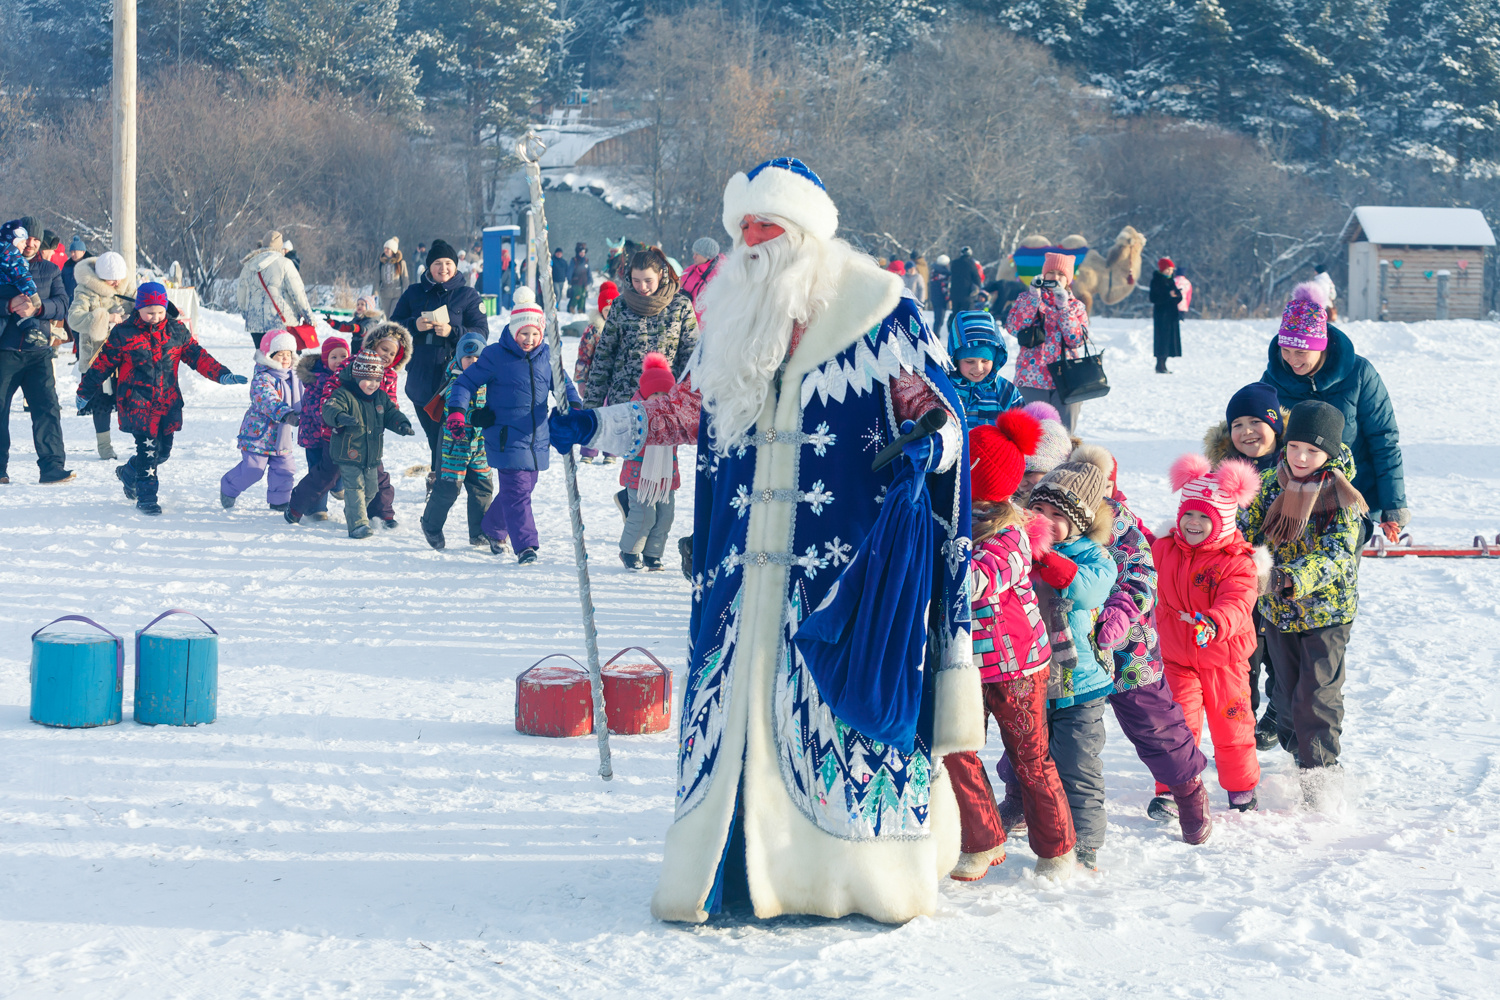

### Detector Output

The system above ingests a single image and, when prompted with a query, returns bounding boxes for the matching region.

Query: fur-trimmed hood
[360,319,413,373]
[1203,410,1288,470]
[295,352,326,386]
[71,255,138,302]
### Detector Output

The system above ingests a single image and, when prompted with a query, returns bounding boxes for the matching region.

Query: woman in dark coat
[1149,257,1182,373]
[391,240,488,471]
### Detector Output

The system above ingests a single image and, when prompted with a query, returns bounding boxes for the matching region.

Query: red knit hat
[320,335,350,366]
[969,408,1044,502]
[1157,257,1175,271]
[638,351,675,397]
[1169,453,1260,544]
[597,280,619,313]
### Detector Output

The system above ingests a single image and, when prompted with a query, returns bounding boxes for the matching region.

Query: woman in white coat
[67,250,136,459]
[236,230,315,347]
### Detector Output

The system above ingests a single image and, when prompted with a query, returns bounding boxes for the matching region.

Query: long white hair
[692,218,852,454]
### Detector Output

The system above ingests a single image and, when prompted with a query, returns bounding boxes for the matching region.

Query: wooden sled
[1362,533,1500,559]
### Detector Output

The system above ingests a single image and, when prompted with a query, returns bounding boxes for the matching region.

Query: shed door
[1347,242,1378,320]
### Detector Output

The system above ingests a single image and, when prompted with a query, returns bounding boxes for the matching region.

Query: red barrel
[515,656,593,738]
[602,647,673,735]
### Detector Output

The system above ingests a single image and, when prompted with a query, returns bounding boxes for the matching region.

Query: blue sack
[792,461,933,754]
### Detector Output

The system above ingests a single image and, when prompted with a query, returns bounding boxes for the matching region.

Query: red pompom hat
[638,351,675,397]
[1168,453,1261,543]
[969,408,1044,502]
[597,280,620,314]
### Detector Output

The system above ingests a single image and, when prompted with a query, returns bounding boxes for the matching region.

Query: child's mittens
[281,411,300,426]
[397,425,415,436]
[333,413,358,427]
[1094,601,1132,651]
[219,373,248,385]
[444,409,467,435]
[1179,611,1217,648]
[1033,550,1078,590]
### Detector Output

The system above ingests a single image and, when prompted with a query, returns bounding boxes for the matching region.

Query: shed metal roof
[1340,206,1495,247]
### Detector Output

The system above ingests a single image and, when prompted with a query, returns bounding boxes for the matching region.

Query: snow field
[0,310,1497,997]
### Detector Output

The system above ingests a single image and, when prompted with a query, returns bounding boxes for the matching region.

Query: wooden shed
[1342,207,1494,321]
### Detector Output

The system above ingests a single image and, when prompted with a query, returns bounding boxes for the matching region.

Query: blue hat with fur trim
[721,157,839,242]
[949,310,1008,367]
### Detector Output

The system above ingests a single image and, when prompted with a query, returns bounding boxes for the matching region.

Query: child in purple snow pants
[481,469,539,552]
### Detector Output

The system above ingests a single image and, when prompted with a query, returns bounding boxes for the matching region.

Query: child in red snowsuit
[945,409,1079,883]
[1151,454,1267,814]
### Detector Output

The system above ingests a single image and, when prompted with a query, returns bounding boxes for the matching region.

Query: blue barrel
[135,611,218,726]
[30,616,124,728]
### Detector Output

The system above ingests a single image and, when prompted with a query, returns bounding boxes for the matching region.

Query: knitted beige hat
[1029,461,1109,536]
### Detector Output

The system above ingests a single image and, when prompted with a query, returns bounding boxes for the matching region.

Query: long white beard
[692,228,848,454]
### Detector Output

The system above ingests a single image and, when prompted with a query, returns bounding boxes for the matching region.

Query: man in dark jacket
[391,239,488,469]
[1262,324,1407,546]
[948,247,982,312]
[1149,257,1182,374]
[569,244,591,313]
[549,248,569,307]
[929,255,951,337]
[62,237,86,301]
[0,217,73,484]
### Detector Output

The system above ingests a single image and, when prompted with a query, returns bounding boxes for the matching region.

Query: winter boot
[1255,715,1280,751]
[220,492,235,509]
[1170,778,1213,845]
[284,509,302,524]
[620,552,644,571]
[949,844,1006,881]
[269,502,289,512]
[96,432,116,460]
[40,469,75,484]
[1299,764,1344,811]
[423,527,446,550]
[488,536,510,556]
[469,535,488,546]
[349,524,373,539]
[115,464,137,500]
[997,795,1028,835]
[1033,851,1075,882]
[135,475,162,516]
[310,511,329,521]
[517,547,538,565]
[1228,790,1258,812]
[1146,796,1178,823]
[642,555,665,572]
[382,518,398,529]
[1074,846,1098,871]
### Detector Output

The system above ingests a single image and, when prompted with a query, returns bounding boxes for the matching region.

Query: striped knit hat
[509,286,544,336]
[1168,453,1261,544]
[1030,461,1109,537]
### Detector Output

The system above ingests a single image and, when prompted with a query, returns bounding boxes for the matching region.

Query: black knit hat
[1284,400,1344,453]
[1226,382,1283,435]
[427,240,459,269]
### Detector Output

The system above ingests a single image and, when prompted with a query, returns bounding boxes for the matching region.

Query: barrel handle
[603,646,671,718]
[515,653,592,718]
[136,610,219,688]
[32,615,124,691]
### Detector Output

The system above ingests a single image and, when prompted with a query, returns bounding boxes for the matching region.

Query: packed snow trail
[0,310,1496,997]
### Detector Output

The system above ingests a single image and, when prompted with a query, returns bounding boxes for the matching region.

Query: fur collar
[294,352,327,386]
[781,250,903,387]
[1204,411,1288,467]
[71,256,137,301]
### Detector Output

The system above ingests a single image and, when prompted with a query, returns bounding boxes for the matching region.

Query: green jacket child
[322,350,414,537]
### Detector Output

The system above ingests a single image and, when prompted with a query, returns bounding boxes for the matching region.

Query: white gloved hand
[1052,284,1071,310]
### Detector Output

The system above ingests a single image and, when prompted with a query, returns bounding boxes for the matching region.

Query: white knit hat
[95,251,128,281]
[721,157,838,242]
[508,286,544,337]
[383,237,399,252]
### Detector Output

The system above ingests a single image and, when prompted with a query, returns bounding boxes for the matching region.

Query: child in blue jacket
[947,309,1023,427]
[445,287,579,565]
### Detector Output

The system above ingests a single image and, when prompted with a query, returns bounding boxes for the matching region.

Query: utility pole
[112,0,137,275]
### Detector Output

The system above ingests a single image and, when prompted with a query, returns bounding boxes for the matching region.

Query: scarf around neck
[621,275,678,318]
[1262,456,1367,545]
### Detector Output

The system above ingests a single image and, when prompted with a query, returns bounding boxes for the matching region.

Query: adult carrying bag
[256,270,319,350]
[1015,311,1047,348]
[1047,334,1110,404]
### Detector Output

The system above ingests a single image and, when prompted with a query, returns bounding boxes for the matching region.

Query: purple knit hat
[1278,281,1330,351]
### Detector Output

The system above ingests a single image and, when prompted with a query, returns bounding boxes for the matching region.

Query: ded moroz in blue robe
[588,254,983,923]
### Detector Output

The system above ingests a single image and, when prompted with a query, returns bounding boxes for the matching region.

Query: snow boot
[220,492,235,509]
[310,511,329,521]
[1171,778,1213,845]
[284,509,301,524]
[1033,851,1075,882]
[642,555,665,572]
[620,552,644,571]
[382,518,398,529]
[423,527,445,550]
[1255,715,1280,751]
[1228,790,1258,812]
[997,794,1027,835]
[949,844,1006,881]
[1147,796,1178,823]
[40,469,75,484]
[469,535,487,546]
[488,536,510,556]
[269,502,289,512]
[96,431,116,460]
[135,475,162,516]
[349,524,373,539]
[1074,846,1098,871]
[115,464,136,500]
[517,547,539,565]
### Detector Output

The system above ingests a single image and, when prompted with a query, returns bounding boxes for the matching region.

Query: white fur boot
[96,432,116,461]
[949,844,1006,881]
[1033,851,1076,882]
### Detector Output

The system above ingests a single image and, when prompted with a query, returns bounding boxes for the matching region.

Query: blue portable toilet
[483,226,521,308]
[30,616,124,728]
[135,610,218,726]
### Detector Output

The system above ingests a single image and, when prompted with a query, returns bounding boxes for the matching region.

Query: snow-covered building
[1341,207,1494,321]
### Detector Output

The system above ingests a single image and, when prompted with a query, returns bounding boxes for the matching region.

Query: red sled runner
[1363,533,1500,559]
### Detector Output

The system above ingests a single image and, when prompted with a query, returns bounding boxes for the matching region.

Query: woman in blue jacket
[445,287,578,564]
[1261,284,1407,546]
[392,240,488,473]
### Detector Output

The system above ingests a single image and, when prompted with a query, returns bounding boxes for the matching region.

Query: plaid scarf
[1262,457,1367,545]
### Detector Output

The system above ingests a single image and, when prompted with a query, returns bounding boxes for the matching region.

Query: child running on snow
[945,409,1078,883]
[320,350,416,538]
[1067,442,1214,846]
[290,336,350,521]
[947,309,1023,428]
[444,287,579,565]
[76,281,244,515]
[219,330,303,511]
[1019,460,1118,870]
[618,353,680,571]
[1153,454,1267,823]
[1204,381,1289,746]
[420,332,494,550]
[1241,399,1365,807]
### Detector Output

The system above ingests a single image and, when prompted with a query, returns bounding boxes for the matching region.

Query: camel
[995,226,1147,314]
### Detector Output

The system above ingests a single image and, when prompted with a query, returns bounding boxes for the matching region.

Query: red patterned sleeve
[642,373,702,447]
[890,368,960,472]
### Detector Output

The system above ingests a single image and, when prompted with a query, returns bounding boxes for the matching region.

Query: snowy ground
[1,310,1498,998]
